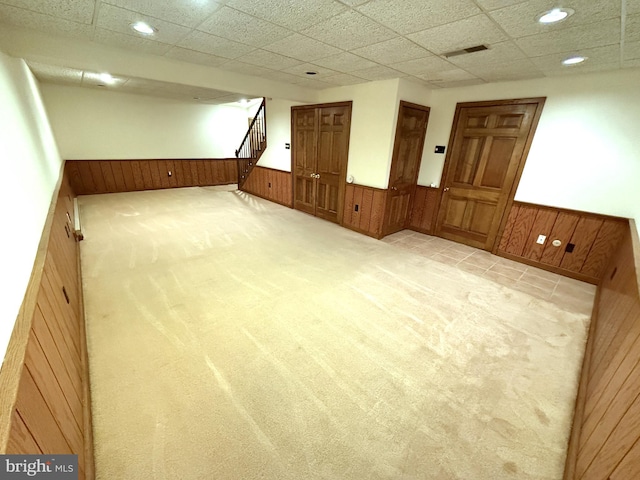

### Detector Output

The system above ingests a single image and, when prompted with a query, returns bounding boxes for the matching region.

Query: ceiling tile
[0,4,94,39]
[415,68,477,83]
[474,0,527,11]
[263,33,342,62]
[281,63,338,78]
[197,6,292,47]
[351,64,406,80]
[94,28,173,55]
[234,49,303,70]
[430,78,486,88]
[288,76,334,89]
[390,55,456,76]
[225,0,346,31]
[626,13,640,44]
[356,0,481,34]
[489,0,621,38]
[27,61,83,84]
[322,72,368,86]
[351,37,431,64]
[259,69,307,84]
[623,58,640,69]
[468,58,543,82]
[300,10,396,50]
[445,41,526,69]
[313,52,377,72]
[531,44,621,74]
[402,76,441,89]
[408,14,507,55]
[336,0,370,6]
[102,0,224,28]
[164,47,229,68]
[625,40,640,61]
[217,60,278,77]
[0,0,94,24]
[177,30,255,59]
[514,18,621,57]
[97,4,192,45]
[629,0,640,15]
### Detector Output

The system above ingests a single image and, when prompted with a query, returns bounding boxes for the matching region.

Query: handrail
[235,98,267,188]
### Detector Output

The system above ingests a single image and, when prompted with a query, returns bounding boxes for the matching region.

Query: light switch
[536,235,546,245]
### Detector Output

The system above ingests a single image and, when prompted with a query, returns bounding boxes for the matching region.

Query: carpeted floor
[79,186,594,480]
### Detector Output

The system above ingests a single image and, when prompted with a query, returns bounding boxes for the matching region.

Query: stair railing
[235,98,267,189]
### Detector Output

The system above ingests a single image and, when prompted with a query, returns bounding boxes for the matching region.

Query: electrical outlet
[536,235,546,245]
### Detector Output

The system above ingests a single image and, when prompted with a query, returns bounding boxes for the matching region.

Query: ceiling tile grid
[0,0,636,99]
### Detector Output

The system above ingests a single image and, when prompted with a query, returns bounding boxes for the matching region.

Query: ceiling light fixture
[98,73,116,84]
[131,21,157,35]
[537,7,574,24]
[562,55,587,66]
[239,98,248,104]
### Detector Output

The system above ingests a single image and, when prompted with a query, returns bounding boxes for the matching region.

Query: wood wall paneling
[341,184,387,239]
[497,202,627,284]
[564,221,640,479]
[66,159,238,195]
[408,185,440,235]
[1,170,93,479]
[240,166,293,207]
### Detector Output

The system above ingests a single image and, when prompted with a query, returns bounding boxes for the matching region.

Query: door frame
[290,101,353,224]
[382,100,431,237]
[435,97,546,253]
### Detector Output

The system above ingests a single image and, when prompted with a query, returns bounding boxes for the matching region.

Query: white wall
[41,84,250,159]
[256,98,302,171]
[0,52,62,362]
[319,79,400,189]
[419,69,640,226]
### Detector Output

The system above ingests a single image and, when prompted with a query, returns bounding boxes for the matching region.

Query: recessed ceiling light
[562,55,587,66]
[305,71,318,76]
[537,7,574,24]
[131,21,157,35]
[98,73,116,84]
[239,98,248,104]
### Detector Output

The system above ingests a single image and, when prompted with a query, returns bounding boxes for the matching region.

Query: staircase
[235,98,267,189]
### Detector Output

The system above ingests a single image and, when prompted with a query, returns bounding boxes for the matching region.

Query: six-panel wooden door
[435,98,545,251]
[383,101,430,236]
[292,102,352,224]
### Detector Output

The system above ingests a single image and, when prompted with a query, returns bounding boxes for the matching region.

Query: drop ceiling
[1,0,638,101]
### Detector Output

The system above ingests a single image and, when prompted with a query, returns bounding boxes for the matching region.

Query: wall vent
[443,45,489,58]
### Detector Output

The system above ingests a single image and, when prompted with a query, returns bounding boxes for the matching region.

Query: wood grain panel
[66,159,238,194]
[340,184,386,239]
[1,166,93,479]
[5,412,41,454]
[522,209,558,261]
[498,202,627,284]
[564,220,640,480]
[241,166,293,208]
[408,185,440,235]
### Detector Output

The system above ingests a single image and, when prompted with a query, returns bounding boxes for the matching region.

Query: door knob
[443,187,450,192]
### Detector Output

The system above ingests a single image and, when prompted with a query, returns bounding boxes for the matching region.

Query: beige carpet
[79,186,594,480]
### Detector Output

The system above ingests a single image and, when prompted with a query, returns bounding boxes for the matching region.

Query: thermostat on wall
[435,145,446,154]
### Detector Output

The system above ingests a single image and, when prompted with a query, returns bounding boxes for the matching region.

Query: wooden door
[292,102,351,224]
[435,98,545,251]
[292,107,318,216]
[383,101,430,236]
[315,105,351,223]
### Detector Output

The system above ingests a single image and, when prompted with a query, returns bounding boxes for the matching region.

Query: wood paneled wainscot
[66,159,238,195]
[0,169,93,478]
[408,185,441,235]
[342,184,387,239]
[240,166,292,207]
[498,202,627,284]
[564,221,640,479]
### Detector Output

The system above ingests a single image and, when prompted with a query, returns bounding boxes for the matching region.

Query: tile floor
[382,230,597,315]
